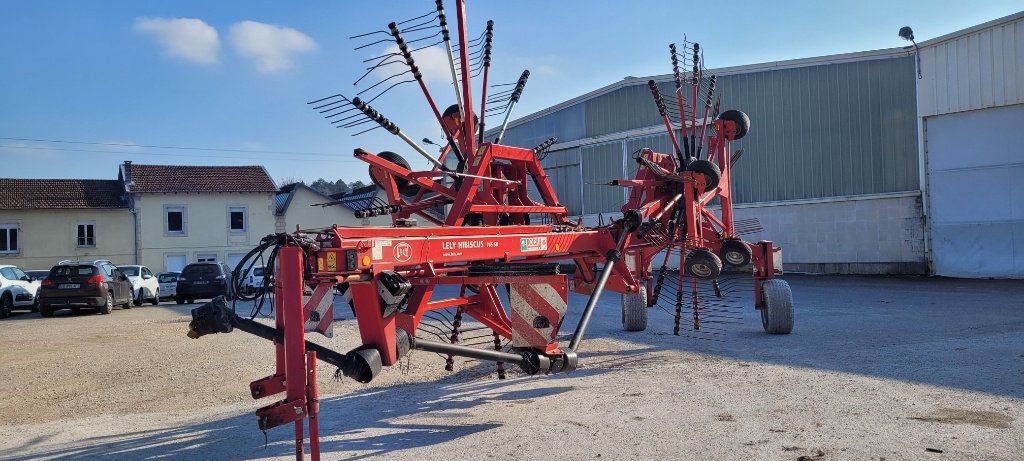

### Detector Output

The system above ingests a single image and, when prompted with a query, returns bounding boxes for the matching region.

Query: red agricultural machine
[186,1,793,459]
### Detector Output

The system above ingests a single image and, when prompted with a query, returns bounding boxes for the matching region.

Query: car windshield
[254,267,264,276]
[51,265,96,277]
[120,267,140,276]
[158,273,178,283]
[182,265,217,277]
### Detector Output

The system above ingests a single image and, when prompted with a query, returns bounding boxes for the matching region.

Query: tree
[309,178,335,195]
[333,179,351,195]
[348,180,367,190]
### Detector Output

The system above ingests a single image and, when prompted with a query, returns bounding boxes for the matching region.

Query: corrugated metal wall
[584,57,920,207]
[497,103,586,149]
[503,55,920,214]
[918,15,1024,117]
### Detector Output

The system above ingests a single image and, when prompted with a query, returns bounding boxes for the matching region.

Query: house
[0,179,133,269]
[120,161,278,272]
[274,183,392,233]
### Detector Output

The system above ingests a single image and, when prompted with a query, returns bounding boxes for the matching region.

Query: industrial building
[492,12,1023,278]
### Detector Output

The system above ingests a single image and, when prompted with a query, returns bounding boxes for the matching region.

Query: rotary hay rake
[185,1,794,459]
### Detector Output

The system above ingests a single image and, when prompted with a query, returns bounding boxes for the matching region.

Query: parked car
[38,261,133,316]
[176,262,233,304]
[243,265,266,295]
[157,272,179,301]
[118,265,160,306]
[0,265,42,318]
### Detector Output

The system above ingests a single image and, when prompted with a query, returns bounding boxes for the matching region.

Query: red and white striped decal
[509,282,568,350]
[303,284,335,338]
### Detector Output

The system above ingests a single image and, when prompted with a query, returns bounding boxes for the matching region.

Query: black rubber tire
[175,296,184,305]
[150,289,159,306]
[39,305,54,317]
[717,109,750,140]
[720,239,752,267]
[0,294,12,319]
[188,299,194,304]
[31,289,40,312]
[621,285,648,332]
[684,249,723,280]
[761,279,794,334]
[132,290,142,307]
[370,151,421,196]
[686,159,721,193]
[99,292,114,315]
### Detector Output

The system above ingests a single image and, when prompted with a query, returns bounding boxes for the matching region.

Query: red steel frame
[231,2,784,459]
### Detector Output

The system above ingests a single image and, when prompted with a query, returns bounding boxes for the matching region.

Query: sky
[1,1,1020,186]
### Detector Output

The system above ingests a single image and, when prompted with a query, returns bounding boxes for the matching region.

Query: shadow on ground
[570,274,1024,398]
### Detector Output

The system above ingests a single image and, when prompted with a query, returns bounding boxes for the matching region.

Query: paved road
[0,275,1021,460]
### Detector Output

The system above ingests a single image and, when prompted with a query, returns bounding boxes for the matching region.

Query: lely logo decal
[393,242,412,262]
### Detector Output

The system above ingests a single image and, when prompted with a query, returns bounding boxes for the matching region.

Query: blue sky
[2,1,1020,186]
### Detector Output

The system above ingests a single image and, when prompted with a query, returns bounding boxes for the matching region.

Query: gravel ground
[0,275,1022,460]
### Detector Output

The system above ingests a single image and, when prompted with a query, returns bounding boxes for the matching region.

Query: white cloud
[229,21,316,73]
[135,17,220,64]
[372,44,454,85]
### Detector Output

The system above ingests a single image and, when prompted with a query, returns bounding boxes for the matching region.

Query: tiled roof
[0,179,127,209]
[124,163,277,193]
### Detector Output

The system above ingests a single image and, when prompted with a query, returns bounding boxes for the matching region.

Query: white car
[157,272,179,300]
[243,265,267,295]
[0,265,42,318]
[118,265,160,306]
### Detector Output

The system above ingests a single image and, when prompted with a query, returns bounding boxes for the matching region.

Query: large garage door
[226,252,246,272]
[926,104,1024,278]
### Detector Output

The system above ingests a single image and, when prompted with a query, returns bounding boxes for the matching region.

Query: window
[0,224,18,254]
[77,222,96,247]
[165,205,186,235]
[197,253,217,263]
[229,207,247,232]
[0,267,16,280]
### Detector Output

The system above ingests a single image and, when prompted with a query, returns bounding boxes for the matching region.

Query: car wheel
[188,299,194,304]
[151,289,159,306]
[99,292,114,315]
[31,289,40,313]
[39,304,54,317]
[132,290,142,307]
[0,294,12,319]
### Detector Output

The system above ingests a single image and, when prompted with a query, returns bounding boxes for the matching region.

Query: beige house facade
[0,179,134,270]
[120,162,278,273]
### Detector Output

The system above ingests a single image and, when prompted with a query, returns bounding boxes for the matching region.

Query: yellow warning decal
[317,257,324,271]
[326,252,337,271]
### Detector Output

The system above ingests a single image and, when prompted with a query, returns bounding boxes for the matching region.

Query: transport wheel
[717,110,750,140]
[39,305,54,317]
[151,289,159,306]
[175,296,184,305]
[133,290,142,306]
[760,279,794,334]
[720,239,752,267]
[0,294,12,319]
[370,151,421,196]
[685,159,721,192]
[684,249,723,280]
[31,289,40,312]
[99,292,114,315]
[621,286,648,332]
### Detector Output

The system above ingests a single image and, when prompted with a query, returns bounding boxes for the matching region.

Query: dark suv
[38,262,134,316]
[176,262,233,304]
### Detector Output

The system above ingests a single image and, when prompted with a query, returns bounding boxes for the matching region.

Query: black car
[176,262,233,304]
[38,262,134,316]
